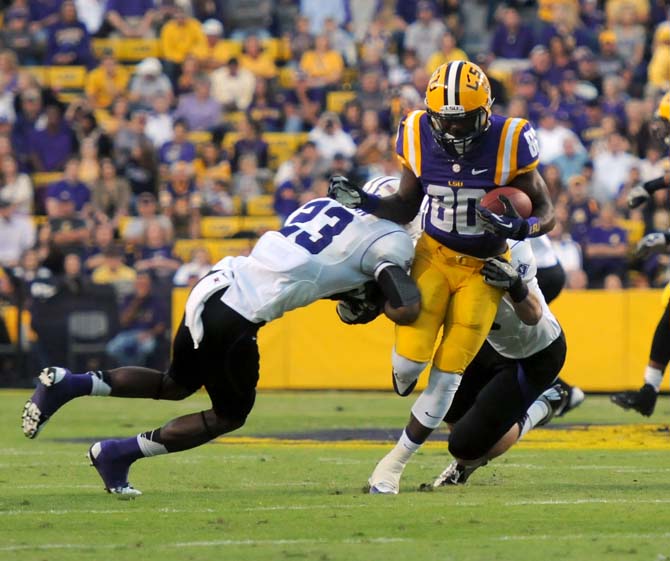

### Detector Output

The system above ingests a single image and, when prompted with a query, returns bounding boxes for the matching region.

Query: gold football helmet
[654,91,670,146]
[424,60,493,157]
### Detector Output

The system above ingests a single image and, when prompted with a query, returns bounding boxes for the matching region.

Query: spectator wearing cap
[308,112,356,163]
[194,19,231,71]
[299,0,348,35]
[46,1,95,68]
[129,57,174,110]
[536,110,586,165]
[596,30,625,77]
[425,31,468,75]
[29,104,76,172]
[513,72,550,126]
[239,35,277,80]
[122,192,173,245]
[134,221,181,280]
[158,118,196,166]
[47,190,90,257]
[0,9,40,65]
[574,48,602,95]
[489,6,535,65]
[0,196,35,267]
[556,70,586,126]
[582,203,628,289]
[592,133,640,203]
[647,23,670,94]
[210,57,256,111]
[45,157,91,216]
[404,1,447,67]
[528,45,560,91]
[85,49,130,109]
[172,74,222,133]
[104,0,156,38]
[0,155,33,214]
[160,7,207,79]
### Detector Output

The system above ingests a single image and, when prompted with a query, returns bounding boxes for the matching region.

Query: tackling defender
[329,61,555,485]
[611,91,670,416]
[369,239,567,493]
[22,195,421,497]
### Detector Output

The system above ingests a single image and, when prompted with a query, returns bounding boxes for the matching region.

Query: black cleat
[555,379,585,417]
[611,384,657,417]
[536,383,570,427]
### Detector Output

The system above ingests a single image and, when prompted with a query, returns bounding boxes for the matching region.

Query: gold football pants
[395,233,506,374]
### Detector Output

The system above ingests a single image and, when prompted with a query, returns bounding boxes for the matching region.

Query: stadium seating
[326,91,357,114]
[173,238,254,262]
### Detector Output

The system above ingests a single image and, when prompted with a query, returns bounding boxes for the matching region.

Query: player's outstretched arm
[628,175,670,209]
[635,231,670,259]
[510,168,555,237]
[377,264,421,325]
[328,167,424,225]
[481,257,542,325]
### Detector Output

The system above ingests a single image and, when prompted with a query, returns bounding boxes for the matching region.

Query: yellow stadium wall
[172,289,665,392]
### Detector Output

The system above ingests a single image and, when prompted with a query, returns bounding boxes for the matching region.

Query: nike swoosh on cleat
[471,168,488,175]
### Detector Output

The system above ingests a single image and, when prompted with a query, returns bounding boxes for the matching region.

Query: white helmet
[361,175,400,197]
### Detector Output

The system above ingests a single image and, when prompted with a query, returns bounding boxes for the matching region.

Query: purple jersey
[396,111,539,258]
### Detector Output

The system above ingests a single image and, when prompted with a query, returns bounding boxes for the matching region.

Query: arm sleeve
[360,230,415,276]
[503,119,540,184]
[394,110,423,177]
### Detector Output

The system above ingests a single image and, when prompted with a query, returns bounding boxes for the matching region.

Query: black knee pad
[650,301,670,367]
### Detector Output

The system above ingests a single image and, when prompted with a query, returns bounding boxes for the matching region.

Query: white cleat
[368,454,405,495]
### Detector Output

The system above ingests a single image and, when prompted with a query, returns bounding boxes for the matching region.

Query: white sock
[89,371,111,396]
[518,400,550,439]
[387,429,422,467]
[137,432,168,457]
[644,366,663,392]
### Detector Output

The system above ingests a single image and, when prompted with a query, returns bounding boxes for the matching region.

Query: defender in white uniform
[22,196,421,497]
[369,240,568,493]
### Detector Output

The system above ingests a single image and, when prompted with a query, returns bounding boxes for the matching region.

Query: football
[479,187,533,218]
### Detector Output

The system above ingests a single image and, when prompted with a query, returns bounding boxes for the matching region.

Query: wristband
[509,278,529,303]
[526,216,541,238]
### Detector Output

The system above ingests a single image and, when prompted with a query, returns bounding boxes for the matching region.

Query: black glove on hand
[335,281,384,324]
[481,256,529,302]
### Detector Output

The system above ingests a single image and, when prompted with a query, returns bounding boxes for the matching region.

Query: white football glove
[627,185,651,209]
[635,232,670,259]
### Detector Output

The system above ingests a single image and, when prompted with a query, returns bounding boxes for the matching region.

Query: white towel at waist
[184,268,234,349]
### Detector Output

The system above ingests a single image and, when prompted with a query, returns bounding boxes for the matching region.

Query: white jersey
[487,240,563,359]
[529,235,559,269]
[184,198,415,347]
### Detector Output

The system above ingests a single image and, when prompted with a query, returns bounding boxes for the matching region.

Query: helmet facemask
[426,105,490,157]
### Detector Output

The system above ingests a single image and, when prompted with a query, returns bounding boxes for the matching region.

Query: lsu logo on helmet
[424,61,493,157]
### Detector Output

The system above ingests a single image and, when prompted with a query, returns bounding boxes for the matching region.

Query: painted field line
[505,498,670,506]
[0,508,216,516]
[495,532,670,542]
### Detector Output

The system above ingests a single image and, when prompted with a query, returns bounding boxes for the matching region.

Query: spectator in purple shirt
[105,271,167,367]
[158,118,196,166]
[11,87,45,171]
[247,78,283,132]
[582,203,628,288]
[46,0,95,68]
[45,157,91,216]
[490,6,535,60]
[29,104,76,172]
[231,117,268,172]
[172,74,222,133]
[104,0,156,38]
[565,173,599,243]
[29,0,62,30]
[513,72,550,126]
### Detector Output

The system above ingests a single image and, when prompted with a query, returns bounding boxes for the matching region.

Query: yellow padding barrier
[173,238,254,262]
[172,288,665,392]
[47,66,87,90]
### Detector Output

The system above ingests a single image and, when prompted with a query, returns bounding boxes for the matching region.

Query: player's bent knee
[392,349,427,385]
[411,366,461,429]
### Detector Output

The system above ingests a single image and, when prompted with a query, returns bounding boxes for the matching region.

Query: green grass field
[2,389,670,561]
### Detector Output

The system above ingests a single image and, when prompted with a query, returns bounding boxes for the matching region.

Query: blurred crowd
[0,0,668,365]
